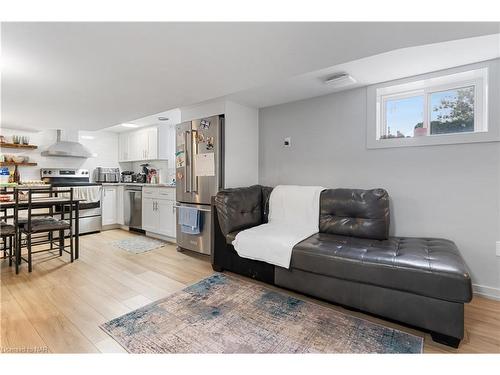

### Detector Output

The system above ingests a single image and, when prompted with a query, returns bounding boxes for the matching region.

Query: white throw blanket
[232,185,325,268]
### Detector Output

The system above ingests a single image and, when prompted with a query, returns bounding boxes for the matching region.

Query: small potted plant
[413,123,427,137]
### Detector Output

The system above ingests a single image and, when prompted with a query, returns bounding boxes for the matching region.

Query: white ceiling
[2,22,499,131]
[229,34,500,108]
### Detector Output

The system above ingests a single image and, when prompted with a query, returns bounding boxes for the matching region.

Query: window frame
[367,62,495,149]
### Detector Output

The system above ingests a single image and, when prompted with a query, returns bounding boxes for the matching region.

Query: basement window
[366,64,494,149]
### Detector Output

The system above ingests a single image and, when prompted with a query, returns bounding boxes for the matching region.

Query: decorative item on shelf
[12,155,25,163]
[12,135,21,144]
[22,136,30,145]
[8,169,15,183]
[0,135,5,144]
[0,167,9,184]
[13,165,20,183]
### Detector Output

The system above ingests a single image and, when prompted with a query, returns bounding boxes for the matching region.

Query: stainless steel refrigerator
[175,115,224,255]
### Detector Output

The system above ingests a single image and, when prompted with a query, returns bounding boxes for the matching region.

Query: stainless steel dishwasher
[124,186,142,230]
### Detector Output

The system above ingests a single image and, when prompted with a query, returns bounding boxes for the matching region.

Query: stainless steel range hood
[41,130,93,158]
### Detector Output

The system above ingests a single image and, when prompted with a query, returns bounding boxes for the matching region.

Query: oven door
[53,185,102,234]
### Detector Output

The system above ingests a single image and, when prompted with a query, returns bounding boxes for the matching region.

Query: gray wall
[259,84,500,296]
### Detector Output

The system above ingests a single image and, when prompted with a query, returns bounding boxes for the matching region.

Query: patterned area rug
[101,273,423,353]
[112,236,166,254]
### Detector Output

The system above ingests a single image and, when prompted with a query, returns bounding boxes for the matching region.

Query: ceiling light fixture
[324,72,356,87]
[80,135,95,140]
[121,123,139,128]
[158,117,169,121]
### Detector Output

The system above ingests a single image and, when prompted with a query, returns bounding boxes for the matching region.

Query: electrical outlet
[496,241,500,257]
[284,137,291,147]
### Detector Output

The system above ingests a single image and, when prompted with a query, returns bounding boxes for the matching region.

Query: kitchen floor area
[0,229,213,353]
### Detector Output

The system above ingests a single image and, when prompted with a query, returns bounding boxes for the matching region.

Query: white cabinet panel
[158,124,176,163]
[102,186,117,225]
[142,197,157,232]
[119,133,129,162]
[158,200,175,237]
[145,127,158,160]
[117,186,124,225]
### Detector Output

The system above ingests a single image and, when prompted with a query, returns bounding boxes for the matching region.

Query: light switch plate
[496,241,500,257]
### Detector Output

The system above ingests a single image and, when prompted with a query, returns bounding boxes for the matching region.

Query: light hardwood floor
[1,229,499,353]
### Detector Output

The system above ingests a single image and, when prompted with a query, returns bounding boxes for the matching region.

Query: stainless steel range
[41,168,102,234]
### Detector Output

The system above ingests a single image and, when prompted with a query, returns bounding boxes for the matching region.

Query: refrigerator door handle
[184,130,190,193]
[191,130,198,193]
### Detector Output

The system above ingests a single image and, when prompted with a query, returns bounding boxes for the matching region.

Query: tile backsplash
[119,160,175,184]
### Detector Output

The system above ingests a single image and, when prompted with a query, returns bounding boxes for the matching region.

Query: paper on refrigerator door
[195,152,215,176]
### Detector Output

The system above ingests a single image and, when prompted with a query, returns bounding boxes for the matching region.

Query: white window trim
[367,60,498,149]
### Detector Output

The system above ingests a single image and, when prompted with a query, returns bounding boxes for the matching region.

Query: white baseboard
[472,284,500,301]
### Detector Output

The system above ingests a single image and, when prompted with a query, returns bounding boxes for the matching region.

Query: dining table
[0,195,84,259]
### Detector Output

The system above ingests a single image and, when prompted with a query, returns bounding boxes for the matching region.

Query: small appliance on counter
[135,164,149,183]
[121,171,135,183]
[93,167,120,183]
[135,173,147,183]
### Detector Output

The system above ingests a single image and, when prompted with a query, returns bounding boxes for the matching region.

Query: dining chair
[15,187,74,273]
[1,221,16,268]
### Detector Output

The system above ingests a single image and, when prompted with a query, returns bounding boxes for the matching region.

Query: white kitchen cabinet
[158,199,176,237]
[118,126,159,162]
[142,197,157,232]
[129,129,146,161]
[116,186,124,225]
[118,133,129,162]
[141,187,176,238]
[102,186,118,225]
[158,124,176,162]
[145,127,158,160]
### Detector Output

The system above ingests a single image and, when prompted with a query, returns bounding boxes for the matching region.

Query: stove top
[41,168,100,187]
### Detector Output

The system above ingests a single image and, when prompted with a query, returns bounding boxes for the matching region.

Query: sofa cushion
[290,233,472,303]
[215,185,263,237]
[320,188,389,240]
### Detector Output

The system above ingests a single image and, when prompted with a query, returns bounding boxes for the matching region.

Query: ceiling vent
[323,72,357,88]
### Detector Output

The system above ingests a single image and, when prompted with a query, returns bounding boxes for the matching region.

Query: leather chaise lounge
[211,185,473,348]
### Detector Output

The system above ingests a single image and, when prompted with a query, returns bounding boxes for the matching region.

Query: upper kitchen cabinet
[128,127,157,161]
[119,125,175,162]
[119,132,130,161]
[118,108,180,163]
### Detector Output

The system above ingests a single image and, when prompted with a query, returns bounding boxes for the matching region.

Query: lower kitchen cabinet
[142,188,176,238]
[102,186,117,226]
[157,199,176,237]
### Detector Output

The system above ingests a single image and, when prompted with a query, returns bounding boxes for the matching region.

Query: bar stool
[15,188,74,273]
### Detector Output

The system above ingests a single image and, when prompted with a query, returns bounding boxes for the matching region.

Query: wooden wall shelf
[0,143,38,150]
[0,162,38,167]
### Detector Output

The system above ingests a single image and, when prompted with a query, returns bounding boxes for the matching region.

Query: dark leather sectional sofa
[211,185,473,348]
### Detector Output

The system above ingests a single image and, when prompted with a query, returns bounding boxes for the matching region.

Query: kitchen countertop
[100,182,176,188]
